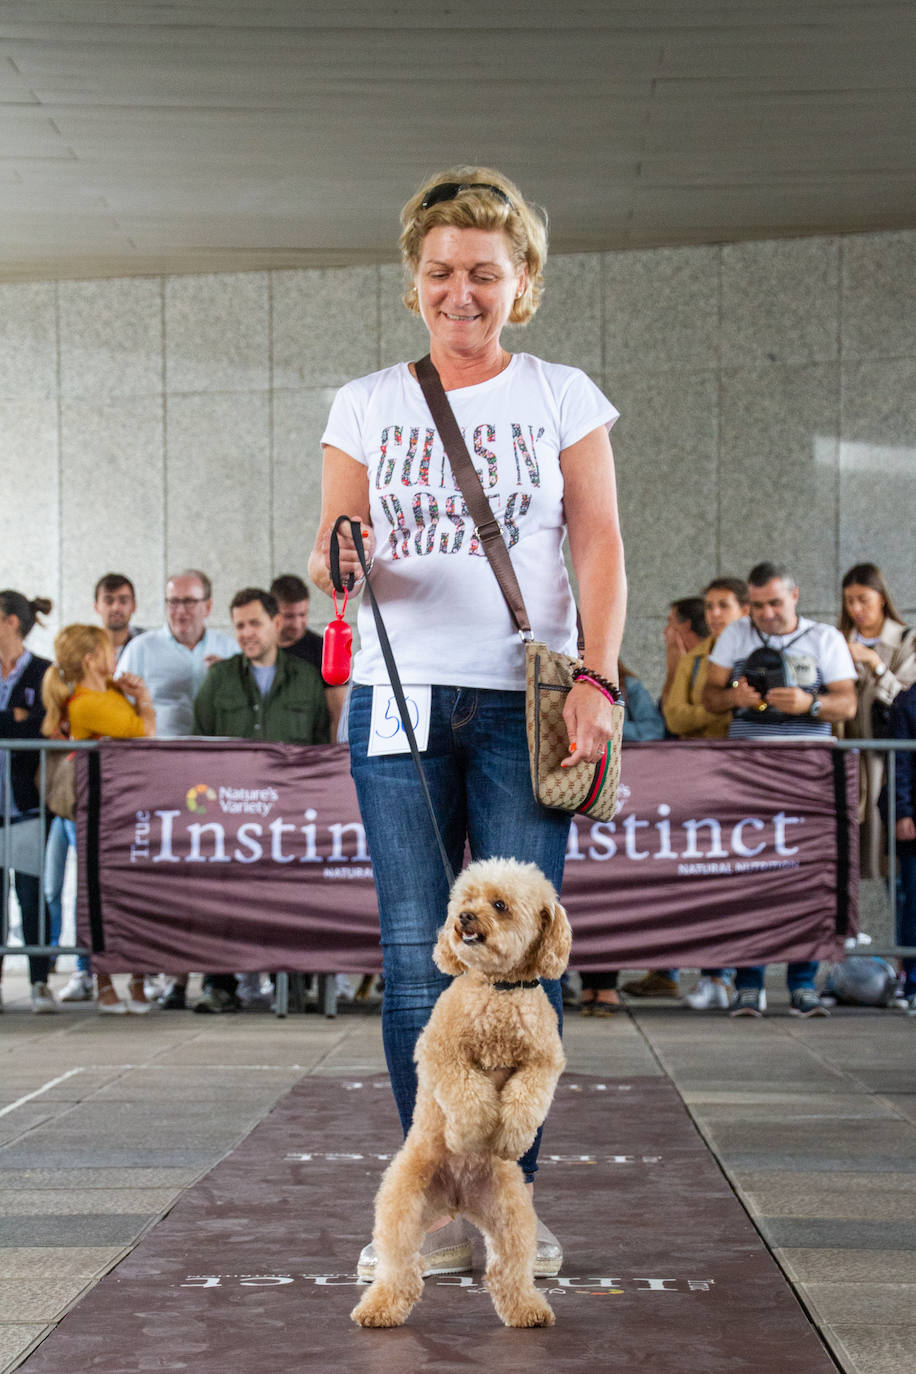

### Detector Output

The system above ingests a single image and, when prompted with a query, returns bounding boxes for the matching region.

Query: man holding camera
[703,561,856,1017]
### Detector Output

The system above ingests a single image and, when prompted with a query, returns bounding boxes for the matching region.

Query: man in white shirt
[703,562,856,1018]
[117,570,236,738]
[117,569,236,1010]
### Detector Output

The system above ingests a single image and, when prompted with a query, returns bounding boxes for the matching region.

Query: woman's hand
[849,641,881,671]
[561,680,618,767]
[117,672,150,704]
[316,518,376,590]
[897,816,916,843]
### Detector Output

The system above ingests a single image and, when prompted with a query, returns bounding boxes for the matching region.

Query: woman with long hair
[0,590,55,1012]
[839,563,916,879]
[42,624,155,1012]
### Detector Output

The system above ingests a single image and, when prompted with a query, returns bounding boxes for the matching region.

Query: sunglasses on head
[420,181,513,211]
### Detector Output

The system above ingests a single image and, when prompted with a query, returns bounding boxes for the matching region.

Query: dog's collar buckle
[490,978,541,992]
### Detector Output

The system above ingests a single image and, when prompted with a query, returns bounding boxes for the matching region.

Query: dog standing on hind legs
[351,857,571,1329]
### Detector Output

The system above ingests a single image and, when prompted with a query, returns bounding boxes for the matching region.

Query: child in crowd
[42,625,156,1013]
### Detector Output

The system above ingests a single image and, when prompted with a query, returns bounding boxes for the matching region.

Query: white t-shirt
[321,353,618,690]
[709,615,856,738]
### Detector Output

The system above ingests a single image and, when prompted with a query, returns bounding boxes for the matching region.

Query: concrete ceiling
[1,0,914,282]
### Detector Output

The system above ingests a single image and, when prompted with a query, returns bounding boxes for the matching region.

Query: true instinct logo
[130,806,369,866]
[566,804,803,871]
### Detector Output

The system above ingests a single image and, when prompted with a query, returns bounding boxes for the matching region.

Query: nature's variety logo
[186,784,217,814]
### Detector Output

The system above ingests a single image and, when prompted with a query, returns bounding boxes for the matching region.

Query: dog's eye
[492,899,507,913]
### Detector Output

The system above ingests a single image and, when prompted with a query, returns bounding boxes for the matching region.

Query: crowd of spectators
[2,556,914,1018]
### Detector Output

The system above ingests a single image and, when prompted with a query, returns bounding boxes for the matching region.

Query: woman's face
[84,640,115,681]
[0,611,22,658]
[703,588,747,639]
[843,583,885,636]
[414,225,526,359]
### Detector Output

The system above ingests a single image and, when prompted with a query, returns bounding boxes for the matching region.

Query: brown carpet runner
[20,1073,836,1372]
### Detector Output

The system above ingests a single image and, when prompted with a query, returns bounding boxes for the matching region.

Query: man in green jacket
[191,586,331,1012]
[193,587,330,744]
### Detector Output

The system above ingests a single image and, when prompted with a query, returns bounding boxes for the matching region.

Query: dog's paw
[491,1123,537,1160]
[351,1287,413,1328]
[499,1296,556,1328]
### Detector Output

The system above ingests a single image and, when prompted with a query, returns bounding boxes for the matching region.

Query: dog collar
[490,979,541,991]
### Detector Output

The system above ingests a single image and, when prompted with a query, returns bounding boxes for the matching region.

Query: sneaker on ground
[59,971,94,1002]
[534,1216,563,1277]
[621,971,679,998]
[789,987,830,1018]
[30,982,58,1015]
[157,981,187,1010]
[236,972,271,1006]
[729,987,766,1017]
[684,976,731,1011]
[193,987,241,1014]
[906,995,916,1016]
[97,996,128,1015]
[357,1216,471,1280]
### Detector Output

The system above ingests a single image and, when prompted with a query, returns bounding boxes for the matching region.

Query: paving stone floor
[0,965,913,1373]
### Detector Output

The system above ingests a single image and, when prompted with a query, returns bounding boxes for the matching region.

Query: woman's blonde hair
[41,624,112,737]
[399,165,548,325]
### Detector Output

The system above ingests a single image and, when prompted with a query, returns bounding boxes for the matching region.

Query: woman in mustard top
[42,625,155,1012]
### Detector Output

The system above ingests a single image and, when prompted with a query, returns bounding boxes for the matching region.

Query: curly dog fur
[351,857,571,1329]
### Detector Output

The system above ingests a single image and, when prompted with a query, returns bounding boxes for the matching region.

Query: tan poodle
[351,857,571,1330]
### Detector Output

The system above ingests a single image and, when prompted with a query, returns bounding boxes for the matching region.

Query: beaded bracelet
[571,666,623,704]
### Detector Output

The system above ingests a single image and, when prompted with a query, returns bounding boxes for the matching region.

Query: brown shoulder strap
[414,354,531,638]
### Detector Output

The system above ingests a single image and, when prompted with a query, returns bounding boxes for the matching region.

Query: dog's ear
[535,901,572,979]
[433,922,464,977]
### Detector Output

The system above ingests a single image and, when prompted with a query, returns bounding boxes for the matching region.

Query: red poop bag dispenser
[322,589,352,685]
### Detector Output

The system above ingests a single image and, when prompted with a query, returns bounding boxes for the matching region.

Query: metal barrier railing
[2,739,96,958]
[3,736,916,964]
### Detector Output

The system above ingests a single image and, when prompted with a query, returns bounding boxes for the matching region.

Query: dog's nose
[458,911,474,927]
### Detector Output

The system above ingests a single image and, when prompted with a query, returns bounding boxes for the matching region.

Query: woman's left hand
[561,680,618,768]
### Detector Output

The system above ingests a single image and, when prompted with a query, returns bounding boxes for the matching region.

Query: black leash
[328,515,455,889]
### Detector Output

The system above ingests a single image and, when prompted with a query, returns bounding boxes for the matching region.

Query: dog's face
[433,857,572,982]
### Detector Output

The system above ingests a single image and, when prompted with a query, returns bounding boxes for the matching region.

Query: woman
[0,590,56,1013]
[308,167,625,1278]
[839,563,916,879]
[42,624,156,1012]
[664,577,749,740]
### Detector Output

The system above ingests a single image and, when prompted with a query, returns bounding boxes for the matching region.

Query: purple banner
[77,739,857,973]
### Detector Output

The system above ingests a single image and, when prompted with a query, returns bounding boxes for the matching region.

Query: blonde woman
[42,625,155,1013]
[309,167,625,1279]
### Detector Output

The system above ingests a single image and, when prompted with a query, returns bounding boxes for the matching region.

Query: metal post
[887,750,897,941]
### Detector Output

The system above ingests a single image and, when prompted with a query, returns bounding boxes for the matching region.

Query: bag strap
[414,354,531,640]
[328,515,455,889]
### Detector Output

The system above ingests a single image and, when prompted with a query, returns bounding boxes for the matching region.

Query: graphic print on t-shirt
[373,419,545,560]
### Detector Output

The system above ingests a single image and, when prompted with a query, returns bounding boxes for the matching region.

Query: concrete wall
[2,230,914,694]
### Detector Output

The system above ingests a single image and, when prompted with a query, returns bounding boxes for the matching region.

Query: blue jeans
[44,817,89,970]
[898,848,916,996]
[349,685,570,1182]
[734,961,819,993]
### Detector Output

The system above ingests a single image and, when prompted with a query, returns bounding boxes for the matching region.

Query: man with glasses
[117,570,235,738]
[117,570,236,1009]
